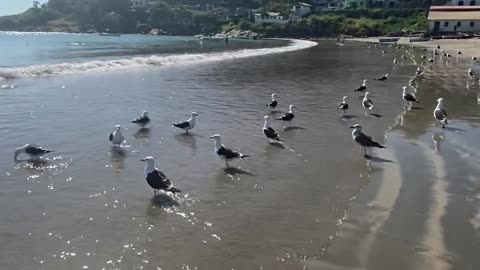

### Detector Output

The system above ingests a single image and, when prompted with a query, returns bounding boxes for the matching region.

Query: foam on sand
[0,39,317,79]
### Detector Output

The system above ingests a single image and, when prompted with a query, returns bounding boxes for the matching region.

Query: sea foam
[0,39,317,79]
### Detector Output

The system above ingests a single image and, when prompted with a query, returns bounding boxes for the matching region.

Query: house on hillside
[428,6,480,32]
[291,2,313,20]
[131,0,148,9]
[312,0,345,10]
[253,12,290,24]
[449,0,479,5]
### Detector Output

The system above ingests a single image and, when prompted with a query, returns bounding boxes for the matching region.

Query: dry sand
[348,37,480,58]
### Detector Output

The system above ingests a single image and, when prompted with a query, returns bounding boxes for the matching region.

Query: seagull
[375,73,389,81]
[362,92,374,112]
[350,124,385,156]
[141,156,181,195]
[468,68,476,78]
[402,86,419,107]
[421,55,427,59]
[393,58,399,64]
[14,144,53,160]
[434,98,448,128]
[266,93,278,109]
[132,111,150,127]
[416,67,423,76]
[458,50,462,55]
[172,112,198,133]
[209,134,249,167]
[382,50,387,54]
[263,116,282,143]
[437,44,441,49]
[354,79,367,92]
[401,55,407,60]
[428,58,435,63]
[338,96,349,115]
[473,56,478,61]
[447,54,452,57]
[278,105,296,127]
[109,125,124,147]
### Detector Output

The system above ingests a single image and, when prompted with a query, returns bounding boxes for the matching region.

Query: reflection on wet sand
[175,133,197,151]
[110,147,126,171]
[134,127,151,139]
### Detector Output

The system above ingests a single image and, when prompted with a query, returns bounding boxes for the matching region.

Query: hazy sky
[0,0,43,16]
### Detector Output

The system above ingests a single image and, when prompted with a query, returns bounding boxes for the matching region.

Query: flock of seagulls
[14,42,473,196]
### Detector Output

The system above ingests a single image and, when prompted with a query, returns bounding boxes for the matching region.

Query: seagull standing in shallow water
[350,124,385,156]
[141,156,181,195]
[278,105,296,127]
[210,134,249,167]
[132,111,150,127]
[354,79,367,92]
[266,93,278,110]
[109,125,124,147]
[468,68,476,79]
[434,98,448,128]
[14,144,53,160]
[263,116,282,143]
[338,96,349,115]
[362,92,374,113]
[375,74,389,81]
[402,86,419,107]
[172,112,198,133]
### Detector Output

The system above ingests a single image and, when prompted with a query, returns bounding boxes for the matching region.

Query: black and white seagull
[263,115,282,143]
[472,56,478,61]
[416,67,423,76]
[338,96,349,115]
[362,92,374,112]
[402,86,419,107]
[354,79,367,92]
[172,112,198,133]
[434,98,448,128]
[210,134,249,167]
[14,144,53,160]
[141,156,181,195]
[132,111,150,127]
[393,58,399,64]
[468,68,476,78]
[350,124,386,156]
[375,73,389,81]
[458,50,462,55]
[278,105,296,127]
[109,125,124,147]
[266,93,278,109]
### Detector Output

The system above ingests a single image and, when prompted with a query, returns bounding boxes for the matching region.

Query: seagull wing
[173,121,190,129]
[109,132,114,142]
[264,127,280,140]
[218,146,241,159]
[133,116,150,124]
[355,132,385,148]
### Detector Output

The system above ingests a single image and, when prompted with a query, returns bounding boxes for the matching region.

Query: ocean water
[0,33,479,270]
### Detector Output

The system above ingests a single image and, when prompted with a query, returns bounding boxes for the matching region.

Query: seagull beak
[350,126,355,129]
[209,136,215,139]
[141,158,147,161]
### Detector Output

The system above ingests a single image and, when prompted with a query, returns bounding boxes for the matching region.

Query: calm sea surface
[0,33,479,270]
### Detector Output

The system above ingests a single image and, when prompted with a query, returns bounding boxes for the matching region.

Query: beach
[349,36,480,58]
[0,34,479,269]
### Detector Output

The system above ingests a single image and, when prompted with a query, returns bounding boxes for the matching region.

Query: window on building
[457,22,462,27]
[444,21,449,27]
[458,0,465,5]
[470,0,476,5]
[471,21,475,27]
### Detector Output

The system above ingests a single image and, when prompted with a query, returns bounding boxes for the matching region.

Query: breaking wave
[0,39,317,79]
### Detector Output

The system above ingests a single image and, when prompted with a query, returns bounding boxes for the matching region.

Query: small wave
[0,39,317,79]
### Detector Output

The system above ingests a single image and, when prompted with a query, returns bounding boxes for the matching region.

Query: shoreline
[347,37,480,58]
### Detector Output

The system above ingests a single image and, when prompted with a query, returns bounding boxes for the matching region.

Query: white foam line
[0,39,317,79]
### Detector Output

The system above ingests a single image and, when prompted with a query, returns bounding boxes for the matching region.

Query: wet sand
[1,40,480,269]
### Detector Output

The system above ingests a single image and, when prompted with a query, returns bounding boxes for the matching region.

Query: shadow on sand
[224,167,254,176]
[284,126,306,131]
[410,106,424,110]
[151,193,180,208]
[369,113,384,118]
[175,133,197,150]
[134,128,151,139]
[342,114,359,120]
[364,154,395,163]
[443,126,467,133]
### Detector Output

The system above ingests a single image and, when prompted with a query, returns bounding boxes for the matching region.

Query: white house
[253,12,290,24]
[428,6,480,32]
[130,0,148,9]
[450,0,479,5]
[291,2,312,20]
[312,0,345,10]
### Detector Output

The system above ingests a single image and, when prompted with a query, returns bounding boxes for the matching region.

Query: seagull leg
[225,161,229,168]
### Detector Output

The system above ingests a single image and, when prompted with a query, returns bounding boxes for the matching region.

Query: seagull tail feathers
[374,143,386,149]
[240,154,250,159]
